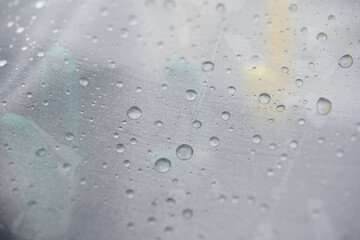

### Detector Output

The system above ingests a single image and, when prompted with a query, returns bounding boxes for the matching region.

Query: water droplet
[259,93,271,104]
[252,135,262,144]
[148,217,156,225]
[201,61,214,72]
[185,90,197,101]
[116,81,124,88]
[295,79,303,86]
[216,3,225,12]
[298,118,305,125]
[316,32,327,42]
[154,120,163,127]
[266,169,274,177]
[289,3,297,12]
[192,120,202,129]
[79,77,89,87]
[289,140,298,149]
[127,106,142,120]
[182,209,193,219]
[328,15,335,21]
[155,158,171,173]
[276,105,285,112]
[65,133,74,141]
[0,59,7,67]
[166,197,176,207]
[209,137,219,146]
[35,148,47,157]
[281,66,289,73]
[115,143,125,153]
[164,226,174,234]
[176,144,193,160]
[316,97,332,115]
[227,86,236,95]
[35,1,45,9]
[338,54,353,68]
[126,189,134,198]
[221,111,230,120]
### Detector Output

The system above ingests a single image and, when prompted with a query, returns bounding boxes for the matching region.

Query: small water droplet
[316,97,332,115]
[35,148,47,157]
[289,4,297,12]
[116,81,124,88]
[79,77,89,87]
[328,15,335,21]
[155,158,171,173]
[259,93,271,104]
[316,32,327,42]
[281,66,289,73]
[0,60,8,67]
[253,135,262,144]
[221,111,230,120]
[127,106,142,120]
[182,209,193,219]
[295,79,303,86]
[338,54,353,68]
[65,133,74,141]
[126,189,134,198]
[176,144,193,160]
[216,3,225,12]
[192,120,202,129]
[115,143,125,153]
[201,61,214,72]
[185,90,197,101]
[227,86,236,95]
[209,136,219,146]
[276,105,285,112]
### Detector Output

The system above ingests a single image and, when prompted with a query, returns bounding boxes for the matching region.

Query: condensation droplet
[316,32,328,43]
[221,111,230,120]
[276,105,285,112]
[182,209,193,219]
[201,61,214,72]
[155,158,171,173]
[79,77,89,87]
[259,93,271,104]
[192,120,202,129]
[338,54,353,68]
[289,4,297,12]
[209,136,219,146]
[176,144,193,160]
[115,143,125,153]
[252,135,262,144]
[316,97,332,115]
[35,148,47,157]
[185,90,197,101]
[127,106,142,120]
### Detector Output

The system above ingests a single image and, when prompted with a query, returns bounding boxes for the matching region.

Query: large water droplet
[201,61,214,72]
[127,106,142,120]
[259,93,271,104]
[316,97,332,115]
[176,144,193,160]
[155,158,171,173]
[338,54,353,68]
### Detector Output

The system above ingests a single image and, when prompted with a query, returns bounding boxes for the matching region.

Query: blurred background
[0,0,359,239]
